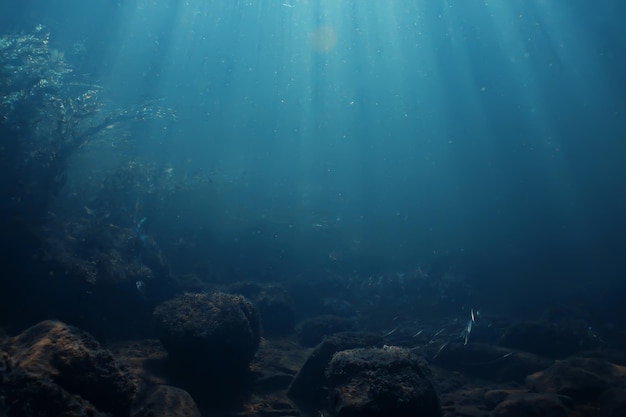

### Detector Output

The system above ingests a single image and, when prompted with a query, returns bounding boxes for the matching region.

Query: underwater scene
[1,1,626,416]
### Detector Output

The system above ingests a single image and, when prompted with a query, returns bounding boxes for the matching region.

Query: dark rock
[2,369,109,417]
[490,393,569,417]
[526,357,626,401]
[499,320,598,358]
[132,385,201,417]
[287,331,382,410]
[296,315,355,347]
[431,342,553,382]
[326,346,441,417]
[599,388,626,417]
[2,320,135,416]
[229,281,296,336]
[565,356,626,383]
[254,372,295,393]
[153,291,261,370]
[252,400,301,417]
[484,390,517,409]
[43,212,178,340]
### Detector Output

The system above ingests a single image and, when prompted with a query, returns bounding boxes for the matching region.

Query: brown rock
[326,346,441,417]
[132,385,201,417]
[526,358,612,401]
[484,389,523,409]
[4,320,135,416]
[431,342,553,382]
[153,292,260,369]
[490,393,569,417]
[287,331,382,409]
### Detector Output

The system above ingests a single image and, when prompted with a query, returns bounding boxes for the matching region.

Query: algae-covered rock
[326,346,441,417]
[153,291,260,370]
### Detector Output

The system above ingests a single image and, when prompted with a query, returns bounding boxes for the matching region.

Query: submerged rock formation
[1,320,135,417]
[153,291,261,370]
[326,346,441,417]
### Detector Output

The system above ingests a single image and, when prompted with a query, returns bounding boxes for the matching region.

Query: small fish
[432,328,445,338]
[135,217,148,234]
[412,329,424,338]
[282,3,294,7]
[382,327,398,337]
[433,341,449,359]
[136,280,146,295]
[463,308,477,345]
[463,319,473,345]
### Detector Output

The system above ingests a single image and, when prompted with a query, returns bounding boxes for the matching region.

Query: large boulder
[287,331,382,410]
[527,357,626,401]
[1,320,135,417]
[326,346,441,417]
[153,291,261,370]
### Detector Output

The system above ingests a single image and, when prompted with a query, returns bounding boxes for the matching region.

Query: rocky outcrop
[153,291,261,370]
[326,346,441,417]
[527,357,626,401]
[1,320,135,417]
[287,331,382,410]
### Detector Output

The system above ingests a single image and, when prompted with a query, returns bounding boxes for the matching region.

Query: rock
[254,372,295,393]
[526,357,626,401]
[490,393,569,417]
[565,356,626,382]
[296,315,355,347]
[228,281,296,336]
[44,215,178,340]
[2,320,135,416]
[248,400,301,417]
[484,390,517,409]
[431,342,553,382]
[153,291,260,370]
[287,331,382,409]
[132,385,201,417]
[499,320,597,358]
[2,369,109,417]
[599,388,626,417]
[326,346,441,417]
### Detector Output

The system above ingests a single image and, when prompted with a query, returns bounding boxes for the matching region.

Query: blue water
[2,0,626,315]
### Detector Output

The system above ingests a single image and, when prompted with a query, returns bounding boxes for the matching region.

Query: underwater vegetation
[0,26,172,225]
[0,27,178,334]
